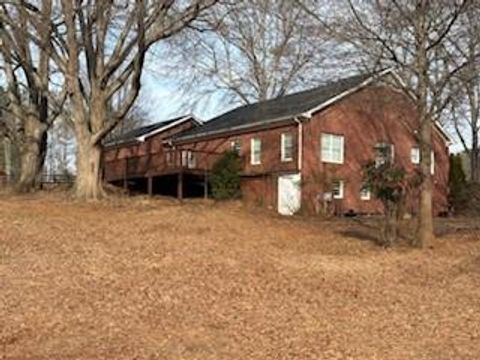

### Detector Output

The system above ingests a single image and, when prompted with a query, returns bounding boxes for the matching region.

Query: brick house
[102,71,450,215]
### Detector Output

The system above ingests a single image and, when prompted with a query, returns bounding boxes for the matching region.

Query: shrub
[363,160,409,246]
[210,150,242,200]
[448,153,468,212]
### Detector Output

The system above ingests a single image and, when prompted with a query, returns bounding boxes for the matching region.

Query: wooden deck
[103,149,223,182]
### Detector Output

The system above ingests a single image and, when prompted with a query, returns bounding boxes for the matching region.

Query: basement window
[251,138,261,165]
[281,133,294,162]
[360,187,371,201]
[332,180,344,199]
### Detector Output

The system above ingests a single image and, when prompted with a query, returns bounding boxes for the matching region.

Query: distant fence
[0,173,75,187]
[0,175,13,186]
[40,173,75,184]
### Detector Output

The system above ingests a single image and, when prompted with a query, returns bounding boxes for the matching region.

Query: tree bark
[75,137,104,200]
[382,200,398,247]
[413,1,435,248]
[414,114,435,248]
[15,120,48,193]
[72,93,107,200]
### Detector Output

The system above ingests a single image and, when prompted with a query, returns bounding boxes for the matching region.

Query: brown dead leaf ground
[1,193,479,360]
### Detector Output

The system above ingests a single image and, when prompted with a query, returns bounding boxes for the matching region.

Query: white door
[278,173,301,215]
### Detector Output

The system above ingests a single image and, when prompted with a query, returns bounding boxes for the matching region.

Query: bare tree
[0,0,64,192]
[45,116,75,179]
[46,0,217,199]
[301,0,475,247]
[106,89,150,141]
[157,0,343,109]
[450,6,480,183]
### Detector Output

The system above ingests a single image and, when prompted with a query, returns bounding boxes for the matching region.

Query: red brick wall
[301,86,449,215]
[176,123,299,176]
[241,176,277,210]
[176,124,299,210]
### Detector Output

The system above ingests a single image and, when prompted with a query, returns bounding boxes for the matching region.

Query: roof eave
[174,115,299,143]
[136,115,201,142]
[175,70,394,143]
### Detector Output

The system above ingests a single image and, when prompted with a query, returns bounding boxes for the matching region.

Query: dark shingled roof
[105,115,190,146]
[176,73,375,141]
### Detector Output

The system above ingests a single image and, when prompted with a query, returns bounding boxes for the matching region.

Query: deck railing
[103,149,224,181]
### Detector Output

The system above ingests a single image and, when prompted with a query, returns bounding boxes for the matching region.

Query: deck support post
[177,172,183,200]
[123,158,128,192]
[147,176,153,196]
[204,170,208,199]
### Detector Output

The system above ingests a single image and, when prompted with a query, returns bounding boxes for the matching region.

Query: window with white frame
[410,147,434,174]
[411,147,420,164]
[251,138,261,165]
[431,151,435,175]
[360,186,371,200]
[231,139,241,155]
[181,150,196,169]
[321,133,344,164]
[374,143,394,166]
[281,133,294,162]
[332,180,344,199]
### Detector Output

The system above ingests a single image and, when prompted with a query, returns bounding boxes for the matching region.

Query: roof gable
[105,115,200,146]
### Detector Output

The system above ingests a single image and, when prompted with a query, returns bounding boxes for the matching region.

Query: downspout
[293,116,303,172]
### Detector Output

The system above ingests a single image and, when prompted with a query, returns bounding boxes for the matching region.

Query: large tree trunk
[414,115,435,248]
[15,120,48,193]
[72,94,107,200]
[415,172,434,247]
[413,4,434,248]
[75,136,104,200]
[382,200,399,247]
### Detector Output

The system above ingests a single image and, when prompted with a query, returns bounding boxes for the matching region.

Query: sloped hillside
[1,194,479,359]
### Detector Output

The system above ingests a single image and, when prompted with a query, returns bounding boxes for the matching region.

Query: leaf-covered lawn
[1,194,479,359]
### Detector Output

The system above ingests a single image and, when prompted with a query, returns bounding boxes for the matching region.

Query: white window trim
[431,151,435,175]
[250,138,261,165]
[360,187,371,201]
[231,139,241,154]
[280,133,293,162]
[321,133,344,164]
[181,150,196,169]
[332,180,344,199]
[411,147,420,165]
